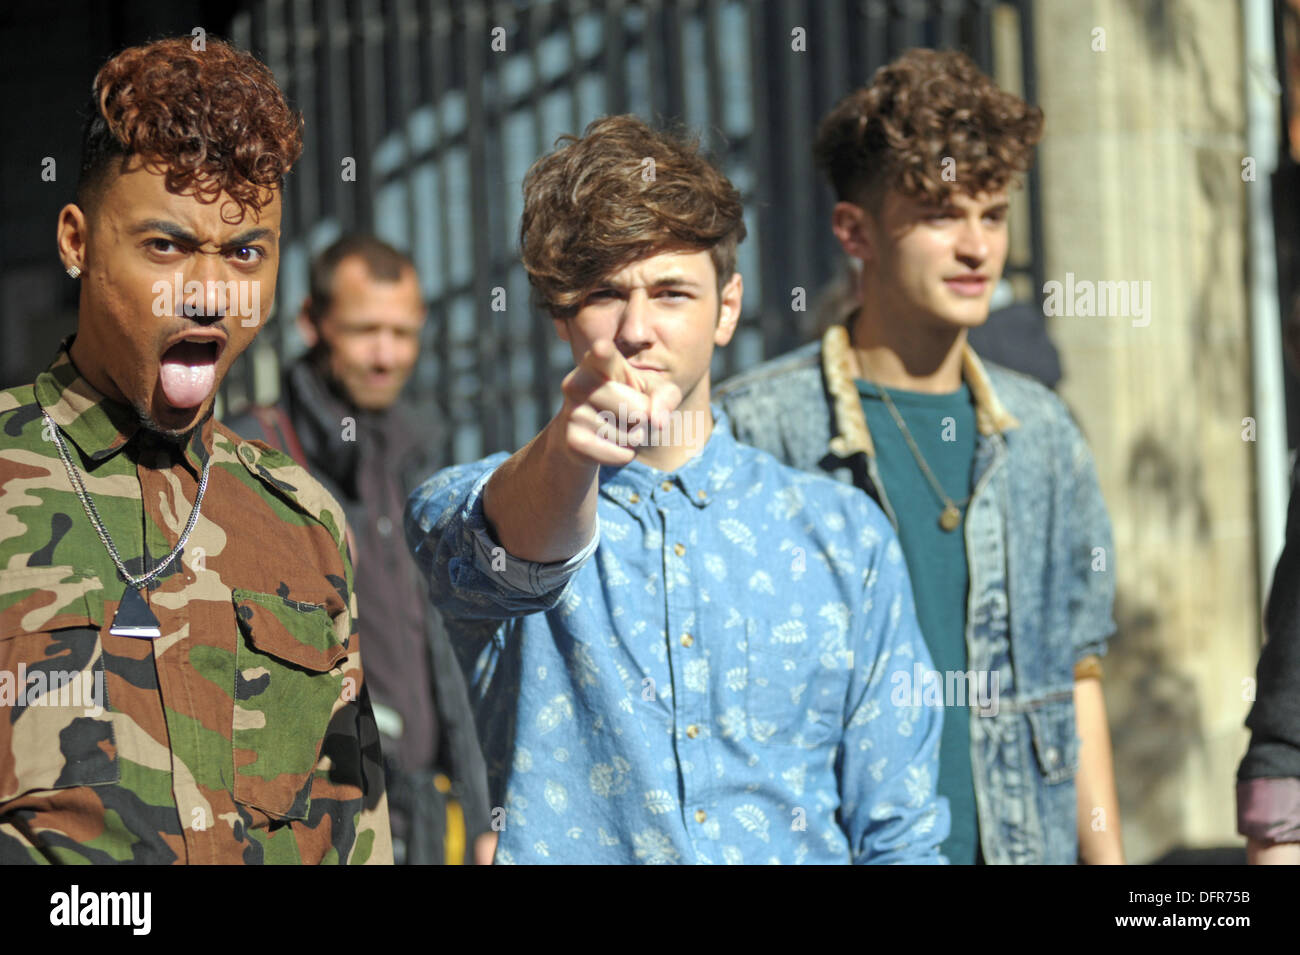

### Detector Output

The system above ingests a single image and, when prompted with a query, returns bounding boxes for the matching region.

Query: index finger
[646,379,683,432]
[582,339,632,387]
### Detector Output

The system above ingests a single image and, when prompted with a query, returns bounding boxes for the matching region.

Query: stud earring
[66,266,81,279]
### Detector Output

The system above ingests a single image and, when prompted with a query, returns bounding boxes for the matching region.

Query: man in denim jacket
[716,49,1123,864]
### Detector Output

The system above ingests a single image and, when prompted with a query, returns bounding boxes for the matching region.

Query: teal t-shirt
[857,379,980,864]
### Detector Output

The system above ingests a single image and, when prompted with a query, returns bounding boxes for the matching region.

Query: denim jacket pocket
[1025,697,1080,785]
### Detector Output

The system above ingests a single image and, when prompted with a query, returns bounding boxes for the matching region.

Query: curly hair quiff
[814,48,1043,212]
[520,115,747,318]
[77,36,303,220]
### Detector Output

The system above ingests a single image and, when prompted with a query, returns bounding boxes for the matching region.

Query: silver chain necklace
[42,410,209,636]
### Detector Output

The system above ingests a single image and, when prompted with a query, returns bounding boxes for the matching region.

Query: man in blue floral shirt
[406,116,947,864]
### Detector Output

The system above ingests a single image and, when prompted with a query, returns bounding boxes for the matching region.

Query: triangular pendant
[110,585,162,638]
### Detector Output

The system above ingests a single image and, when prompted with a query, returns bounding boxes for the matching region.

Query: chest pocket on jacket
[1026,697,1080,785]
[745,619,843,748]
[0,566,119,802]
[231,587,348,820]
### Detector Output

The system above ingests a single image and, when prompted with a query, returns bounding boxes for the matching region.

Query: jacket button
[686,724,700,739]
[694,809,707,823]
[680,633,694,647]
[660,480,673,492]
[1045,746,1059,766]
[629,492,640,504]
[673,543,686,557]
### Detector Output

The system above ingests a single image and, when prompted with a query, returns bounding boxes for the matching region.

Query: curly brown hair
[77,36,303,221]
[814,48,1043,211]
[520,115,747,318]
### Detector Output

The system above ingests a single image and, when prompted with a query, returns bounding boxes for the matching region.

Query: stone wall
[1034,0,1260,861]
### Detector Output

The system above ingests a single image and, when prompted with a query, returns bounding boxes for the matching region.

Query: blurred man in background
[227,235,492,864]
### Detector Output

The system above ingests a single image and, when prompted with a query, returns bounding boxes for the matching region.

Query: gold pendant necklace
[939,503,962,531]
[857,369,971,533]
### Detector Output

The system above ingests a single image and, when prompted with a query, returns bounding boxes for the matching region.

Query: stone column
[1033,0,1259,861]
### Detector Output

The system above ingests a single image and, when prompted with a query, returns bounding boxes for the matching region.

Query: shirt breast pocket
[230,587,348,820]
[745,619,843,748]
[0,566,119,802]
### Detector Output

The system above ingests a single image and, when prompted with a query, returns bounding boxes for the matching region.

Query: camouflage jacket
[0,346,393,863]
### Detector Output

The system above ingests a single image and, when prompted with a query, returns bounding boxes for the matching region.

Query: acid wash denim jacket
[714,323,1118,865]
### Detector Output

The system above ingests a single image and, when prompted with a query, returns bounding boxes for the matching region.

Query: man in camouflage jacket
[0,37,392,863]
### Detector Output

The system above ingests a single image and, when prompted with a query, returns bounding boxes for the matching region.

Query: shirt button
[629,492,640,504]
[1045,746,1060,766]
[673,542,686,557]
[686,724,700,739]
[694,809,707,823]
[377,515,393,537]
[680,633,694,647]
[660,480,673,492]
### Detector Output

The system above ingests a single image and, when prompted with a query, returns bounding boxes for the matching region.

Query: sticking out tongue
[159,341,218,409]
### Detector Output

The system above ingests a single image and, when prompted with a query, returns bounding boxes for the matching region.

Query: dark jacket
[1235,455,1300,844]
[1240,455,1300,780]
[225,356,490,862]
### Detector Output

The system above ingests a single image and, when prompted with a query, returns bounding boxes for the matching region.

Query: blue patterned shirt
[405,409,949,864]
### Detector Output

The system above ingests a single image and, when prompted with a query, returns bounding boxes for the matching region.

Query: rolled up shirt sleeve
[405,454,600,621]
[1237,777,1300,844]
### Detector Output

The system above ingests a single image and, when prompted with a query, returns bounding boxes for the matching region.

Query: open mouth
[158,337,222,409]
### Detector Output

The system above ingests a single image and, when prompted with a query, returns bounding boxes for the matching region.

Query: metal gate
[222,0,1041,464]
